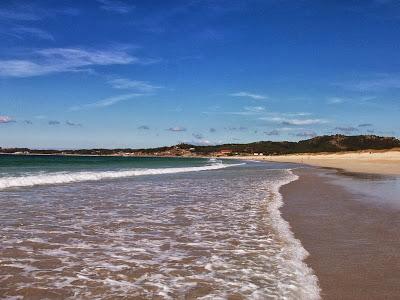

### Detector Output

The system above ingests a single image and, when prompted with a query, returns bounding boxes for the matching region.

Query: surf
[0,162,243,190]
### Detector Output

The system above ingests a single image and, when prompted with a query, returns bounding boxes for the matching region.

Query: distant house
[218,149,233,156]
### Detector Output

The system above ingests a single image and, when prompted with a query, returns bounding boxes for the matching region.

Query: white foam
[267,169,321,299]
[0,162,242,190]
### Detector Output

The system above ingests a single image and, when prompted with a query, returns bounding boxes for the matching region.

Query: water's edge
[271,169,321,299]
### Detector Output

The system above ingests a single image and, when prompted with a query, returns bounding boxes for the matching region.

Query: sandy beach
[231,149,400,175]
[281,168,400,299]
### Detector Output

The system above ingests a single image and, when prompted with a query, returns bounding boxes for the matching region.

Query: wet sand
[281,168,400,299]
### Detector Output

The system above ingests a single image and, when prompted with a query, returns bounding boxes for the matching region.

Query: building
[217,149,233,156]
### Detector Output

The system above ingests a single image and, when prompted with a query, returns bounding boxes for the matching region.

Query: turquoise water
[0,154,215,174]
[0,154,236,190]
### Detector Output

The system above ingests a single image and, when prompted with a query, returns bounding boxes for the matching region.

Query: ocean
[0,155,319,299]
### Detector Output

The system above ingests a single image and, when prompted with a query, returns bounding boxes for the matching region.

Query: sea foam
[266,169,320,299]
[0,162,242,190]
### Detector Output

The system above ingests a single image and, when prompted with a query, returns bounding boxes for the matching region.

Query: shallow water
[320,169,400,210]
[0,157,319,299]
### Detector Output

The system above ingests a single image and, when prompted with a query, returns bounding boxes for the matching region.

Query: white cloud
[167,127,187,132]
[230,91,267,100]
[108,78,162,92]
[244,106,265,112]
[327,97,346,104]
[263,117,328,125]
[189,139,214,146]
[70,93,146,110]
[0,115,14,123]
[0,47,139,77]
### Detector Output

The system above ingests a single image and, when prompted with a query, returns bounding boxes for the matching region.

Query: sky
[0,0,399,149]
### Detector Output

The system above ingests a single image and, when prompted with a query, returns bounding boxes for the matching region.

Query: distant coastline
[1,134,399,159]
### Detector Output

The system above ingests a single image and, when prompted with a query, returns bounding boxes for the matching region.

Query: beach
[0,154,399,299]
[231,150,400,298]
[280,168,400,299]
[232,149,400,175]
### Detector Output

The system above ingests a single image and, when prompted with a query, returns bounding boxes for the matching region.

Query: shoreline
[229,149,400,175]
[281,168,400,299]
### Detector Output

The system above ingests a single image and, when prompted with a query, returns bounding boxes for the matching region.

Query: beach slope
[233,150,400,175]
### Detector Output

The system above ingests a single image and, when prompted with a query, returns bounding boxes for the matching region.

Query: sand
[232,149,400,175]
[281,168,400,299]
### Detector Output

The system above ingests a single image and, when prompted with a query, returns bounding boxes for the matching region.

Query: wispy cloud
[48,120,60,125]
[71,93,146,110]
[11,27,54,41]
[0,6,42,21]
[66,121,82,126]
[23,120,33,125]
[108,78,162,92]
[188,139,214,146]
[334,126,359,133]
[209,106,266,116]
[244,106,265,112]
[192,133,204,139]
[327,97,346,104]
[0,47,140,78]
[97,0,135,14]
[209,128,216,133]
[358,123,373,127]
[138,125,150,130]
[0,115,15,123]
[230,91,267,100]
[225,126,247,131]
[167,126,187,132]
[263,117,328,126]
[339,74,400,92]
[295,131,317,138]
[265,129,280,136]
[0,4,79,21]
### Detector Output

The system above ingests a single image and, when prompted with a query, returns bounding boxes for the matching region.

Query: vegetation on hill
[1,135,399,156]
[181,135,400,155]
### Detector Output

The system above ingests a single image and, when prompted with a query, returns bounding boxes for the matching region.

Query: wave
[267,169,320,299]
[0,162,242,190]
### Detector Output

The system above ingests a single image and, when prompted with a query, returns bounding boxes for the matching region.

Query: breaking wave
[0,162,242,190]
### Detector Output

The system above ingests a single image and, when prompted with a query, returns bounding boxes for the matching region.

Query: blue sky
[0,0,399,148]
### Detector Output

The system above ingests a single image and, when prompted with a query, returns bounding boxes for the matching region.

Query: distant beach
[231,149,400,175]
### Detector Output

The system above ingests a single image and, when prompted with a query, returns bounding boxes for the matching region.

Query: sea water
[0,155,319,299]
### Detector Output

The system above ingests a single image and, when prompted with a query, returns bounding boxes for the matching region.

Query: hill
[1,135,399,156]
